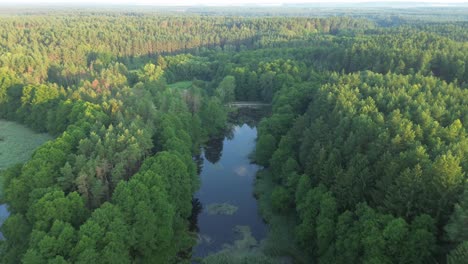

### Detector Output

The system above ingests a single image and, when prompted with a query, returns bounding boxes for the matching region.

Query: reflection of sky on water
[234,165,248,176]
[0,204,8,239]
[193,124,267,258]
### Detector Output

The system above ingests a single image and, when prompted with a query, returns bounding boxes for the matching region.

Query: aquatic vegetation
[201,225,289,264]
[0,120,51,171]
[223,226,258,251]
[0,120,51,198]
[206,203,238,215]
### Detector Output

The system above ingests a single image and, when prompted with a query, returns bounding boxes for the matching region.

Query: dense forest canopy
[0,5,467,264]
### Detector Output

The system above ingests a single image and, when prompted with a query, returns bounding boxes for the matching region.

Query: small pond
[192,107,269,258]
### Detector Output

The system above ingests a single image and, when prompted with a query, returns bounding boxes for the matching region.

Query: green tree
[200,97,227,137]
[255,133,276,166]
[215,75,236,103]
[73,203,130,264]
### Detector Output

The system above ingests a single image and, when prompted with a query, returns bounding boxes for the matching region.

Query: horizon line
[1,1,467,6]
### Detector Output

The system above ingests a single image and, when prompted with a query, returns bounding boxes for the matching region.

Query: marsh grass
[206,203,238,215]
[0,120,51,198]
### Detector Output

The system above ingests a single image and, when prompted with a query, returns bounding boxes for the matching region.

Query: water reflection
[201,107,270,166]
[203,136,224,164]
[0,204,7,239]
[189,198,203,233]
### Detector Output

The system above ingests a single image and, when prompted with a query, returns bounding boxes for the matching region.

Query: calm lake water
[193,122,267,257]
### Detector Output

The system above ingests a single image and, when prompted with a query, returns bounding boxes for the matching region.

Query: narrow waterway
[193,109,268,258]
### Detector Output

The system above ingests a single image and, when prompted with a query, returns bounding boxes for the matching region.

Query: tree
[271,186,292,213]
[200,97,227,137]
[255,133,276,166]
[140,63,164,82]
[22,220,76,263]
[26,191,87,232]
[112,169,175,263]
[73,203,130,264]
[215,75,236,103]
[445,186,468,243]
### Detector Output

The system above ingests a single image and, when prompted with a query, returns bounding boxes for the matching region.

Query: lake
[192,108,269,259]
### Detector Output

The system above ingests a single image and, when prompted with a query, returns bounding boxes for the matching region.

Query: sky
[1,0,466,5]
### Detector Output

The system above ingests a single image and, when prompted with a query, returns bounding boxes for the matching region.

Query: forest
[0,6,467,264]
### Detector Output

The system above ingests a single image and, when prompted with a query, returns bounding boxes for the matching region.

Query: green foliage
[255,133,276,166]
[112,168,175,263]
[255,71,466,262]
[270,186,291,213]
[73,203,130,264]
[215,76,236,103]
[0,9,466,264]
[445,185,468,245]
[22,220,77,263]
[27,191,87,232]
[254,171,310,263]
[447,241,468,264]
[0,213,32,263]
[200,97,228,137]
[140,63,164,82]
[0,36,207,263]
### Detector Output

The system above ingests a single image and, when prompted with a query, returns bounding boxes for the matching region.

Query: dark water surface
[193,123,267,257]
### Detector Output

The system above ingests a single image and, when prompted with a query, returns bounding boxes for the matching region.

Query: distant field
[168,81,192,89]
[0,120,51,197]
